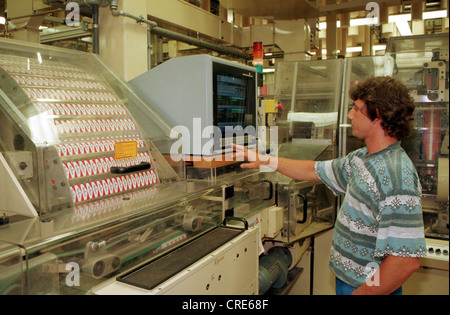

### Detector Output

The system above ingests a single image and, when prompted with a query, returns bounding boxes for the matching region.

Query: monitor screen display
[213,62,256,150]
[216,74,247,132]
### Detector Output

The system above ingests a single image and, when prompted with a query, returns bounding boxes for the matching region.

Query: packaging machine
[0,38,258,295]
[0,38,338,295]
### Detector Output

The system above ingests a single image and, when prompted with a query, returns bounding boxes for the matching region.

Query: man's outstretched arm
[232,144,321,182]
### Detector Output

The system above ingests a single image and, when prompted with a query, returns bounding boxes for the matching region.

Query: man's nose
[347,109,354,120]
[347,111,353,120]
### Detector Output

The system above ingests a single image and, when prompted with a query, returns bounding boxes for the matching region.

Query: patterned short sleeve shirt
[315,141,426,288]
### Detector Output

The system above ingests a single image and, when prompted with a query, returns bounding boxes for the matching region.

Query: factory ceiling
[219,0,444,19]
[220,0,321,19]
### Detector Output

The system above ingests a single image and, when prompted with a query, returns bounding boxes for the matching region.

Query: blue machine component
[258,247,292,295]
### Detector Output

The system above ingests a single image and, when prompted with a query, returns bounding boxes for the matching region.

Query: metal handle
[262,180,273,201]
[296,193,308,224]
[223,217,248,230]
[110,162,151,174]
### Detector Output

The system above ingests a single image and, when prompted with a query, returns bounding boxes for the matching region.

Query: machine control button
[425,242,449,260]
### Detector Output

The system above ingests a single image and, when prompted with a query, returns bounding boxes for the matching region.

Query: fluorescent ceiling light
[227,9,234,23]
[373,44,386,51]
[387,14,412,36]
[347,46,363,53]
[319,21,342,29]
[350,17,378,26]
[388,9,448,23]
[394,20,412,36]
[263,68,275,73]
[389,14,411,23]
[423,10,448,19]
[319,10,448,30]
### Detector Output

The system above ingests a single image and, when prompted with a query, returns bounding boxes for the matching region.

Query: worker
[233,76,426,295]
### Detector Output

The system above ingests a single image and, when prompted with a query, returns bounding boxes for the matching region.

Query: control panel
[421,239,449,271]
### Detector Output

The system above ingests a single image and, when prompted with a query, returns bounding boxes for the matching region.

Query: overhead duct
[150,26,251,60]
[43,0,111,8]
[109,2,250,61]
[42,0,249,60]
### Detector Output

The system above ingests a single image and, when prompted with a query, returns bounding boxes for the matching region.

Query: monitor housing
[129,55,257,157]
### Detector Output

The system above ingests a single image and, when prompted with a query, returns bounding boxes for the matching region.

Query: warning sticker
[115,141,138,160]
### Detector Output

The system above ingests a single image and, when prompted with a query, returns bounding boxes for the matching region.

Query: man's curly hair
[349,76,415,140]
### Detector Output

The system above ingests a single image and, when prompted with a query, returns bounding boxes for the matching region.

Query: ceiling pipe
[109,1,250,61]
[91,3,99,54]
[43,0,111,8]
[42,1,111,53]
[74,0,111,6]
[150,26,251,60]
[42,0,250,60]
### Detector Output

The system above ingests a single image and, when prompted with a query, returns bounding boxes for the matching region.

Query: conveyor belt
[117,226,244,290]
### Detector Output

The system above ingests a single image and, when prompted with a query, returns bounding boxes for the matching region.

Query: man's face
[347,99,374,140]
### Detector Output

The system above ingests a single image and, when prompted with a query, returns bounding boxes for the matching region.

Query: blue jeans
[336,278,403,295]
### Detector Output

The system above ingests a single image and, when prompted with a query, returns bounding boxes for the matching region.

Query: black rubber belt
[117,226,244,290]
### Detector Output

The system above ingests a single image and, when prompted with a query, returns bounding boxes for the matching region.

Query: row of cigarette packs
[54,118,137,134]
[0,54,87,73]
[70,169,158,203]
[34,102,128,116]
[63,152,152,180]
[1,64,97,80]
[72,185,160,223]
[13,75,107,90]
[56,137,146,157]
[23,87,119,102]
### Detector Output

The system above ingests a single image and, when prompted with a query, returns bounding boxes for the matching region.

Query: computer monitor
[129,55,257,157]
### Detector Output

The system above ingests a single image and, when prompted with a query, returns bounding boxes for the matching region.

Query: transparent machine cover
[0,39,226,295]
[386,34,449,239]
[0,38,181,217]
[270,59,343,242]
[337,35,448,239]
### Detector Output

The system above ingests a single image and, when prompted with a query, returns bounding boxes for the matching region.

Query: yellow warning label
[115,141,138,160]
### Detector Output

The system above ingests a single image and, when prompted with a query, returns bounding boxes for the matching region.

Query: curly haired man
[234,76,426,295]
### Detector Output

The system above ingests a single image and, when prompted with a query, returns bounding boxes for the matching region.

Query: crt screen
[216,74,247,133]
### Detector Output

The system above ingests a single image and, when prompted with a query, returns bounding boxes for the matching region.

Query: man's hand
[232,144,320,181]
[232,143,271,169]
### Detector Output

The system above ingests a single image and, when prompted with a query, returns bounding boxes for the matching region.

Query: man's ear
[369,110,383,130]
[372,108,382,124]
